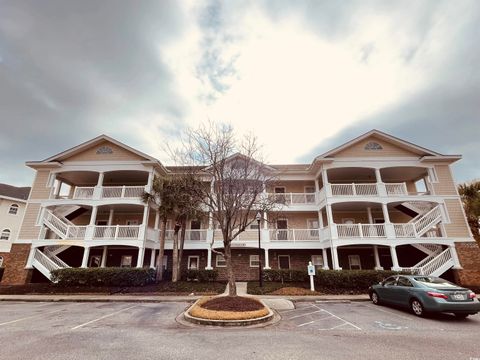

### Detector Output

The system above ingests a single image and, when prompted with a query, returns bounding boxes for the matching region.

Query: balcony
[57,185,146,200]
[319,182,430,201]
[267,193,317,206]
[269,229,320,242]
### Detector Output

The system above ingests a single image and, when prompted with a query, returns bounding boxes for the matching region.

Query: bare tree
[171,122,277,296]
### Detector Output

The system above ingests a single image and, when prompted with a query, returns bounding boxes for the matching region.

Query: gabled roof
[204,152,277,172]
[26,134,168,173]
[40,134,157,162]
[0,184,31,201]
[314,129,445,161]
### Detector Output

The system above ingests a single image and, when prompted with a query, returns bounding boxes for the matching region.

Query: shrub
[183,269,218,282]
[263,269,309,283]
[51,267,156,287]
[315,270,403,291]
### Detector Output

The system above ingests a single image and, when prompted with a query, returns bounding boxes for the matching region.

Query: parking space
[0,301,479,360]
[278,301,480,332]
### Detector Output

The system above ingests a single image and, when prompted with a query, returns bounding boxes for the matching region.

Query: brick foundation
[0,244,33,285]
[454,242,480,287]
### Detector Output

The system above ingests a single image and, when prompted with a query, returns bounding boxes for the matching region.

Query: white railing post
[352,183,356,196]
[115,225,120,240]
[449,244,462,269]
[403,183,408,195]
[358,223,363,238]
[121,186,126,198]
[326,183,332,197]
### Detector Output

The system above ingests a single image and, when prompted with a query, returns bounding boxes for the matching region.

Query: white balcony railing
[92,225,141,240]
[269,229,320,241]
[330,183,378,196]
[69,185,145,200]
[336,224,386,238]
[268,193,317,205]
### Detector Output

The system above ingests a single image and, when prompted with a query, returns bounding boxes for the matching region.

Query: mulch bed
[247,282,366,295]
[200,296,264,312]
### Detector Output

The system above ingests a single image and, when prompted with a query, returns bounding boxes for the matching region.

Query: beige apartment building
[1,130,479,286]
[0,184,30,272]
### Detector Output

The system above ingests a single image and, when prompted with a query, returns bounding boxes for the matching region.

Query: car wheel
[454,313,469,319]
[371,291,381,305]
[410,299,425,317]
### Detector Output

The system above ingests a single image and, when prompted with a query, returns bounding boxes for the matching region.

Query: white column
[381,203,391,223]
[331,246,342,270]
[55,180,62,197]
[49,174,57,198]
[89,206,98,226]
[318,210,324,228]
[101,246,108,268]
[25,247,36,269]
[373,245,383,270]
[81,247,90,268]
[322,248,329,270]
[205,247,213,270]
[140,205,149,240]
[322,169,331,197]
[449,244,462,269]
[150,249,156,269]
[68,185,75,199]
[147,170,154,191]
[326,204,337,238]
[136,247,145,268]
[97,172,104,187]
[264,248,271,269]
[376,169,387,196]
[315,178,320,192]
[263,211,268,230]
[108,209,114,226]
[390,246,400,271]
[367,207,373,223]
[375,168,382,183]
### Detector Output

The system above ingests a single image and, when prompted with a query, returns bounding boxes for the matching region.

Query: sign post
[307,261,315,292]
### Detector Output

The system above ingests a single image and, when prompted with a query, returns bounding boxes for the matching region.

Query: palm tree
[143,174,204,282]
[458,180,480,242]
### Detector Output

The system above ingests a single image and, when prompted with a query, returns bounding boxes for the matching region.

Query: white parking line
[281,305,315,314]
[0,304,80,327]
[71,305,138,330]
[315,306,362,330]
[287,310,323,320]
[297,315,333,327]
[297,321,315,327]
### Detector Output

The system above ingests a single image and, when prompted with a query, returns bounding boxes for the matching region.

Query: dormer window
[364,142,383,150]
[8,204,18,215]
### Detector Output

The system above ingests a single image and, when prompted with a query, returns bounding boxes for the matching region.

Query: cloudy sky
[1,0,479,186]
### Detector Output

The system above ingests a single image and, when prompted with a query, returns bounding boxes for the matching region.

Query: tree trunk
[155,217,167,282]
[224,243,237,296]
[172,228,180,282]
[177,217,187,276]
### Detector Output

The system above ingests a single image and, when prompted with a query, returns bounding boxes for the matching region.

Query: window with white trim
[0,229,11,241]
[311,255,323,271]
[120,255,132,267]
[216,254,226,267]
[250,255,260,267]
[0,256,3,267]
[8,204,19,215]
[348,255,361,270]
[188,256,200,270]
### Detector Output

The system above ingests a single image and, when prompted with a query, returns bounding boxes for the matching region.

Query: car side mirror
[379,281,384,286]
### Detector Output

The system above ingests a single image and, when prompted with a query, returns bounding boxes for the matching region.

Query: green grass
[247,282,366,295]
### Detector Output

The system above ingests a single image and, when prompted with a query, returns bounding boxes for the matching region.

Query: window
[276,219,288,240]
[0,256,3,267]
[8,204,19,215]
[307,219,319,238]
[0,229,11,241]
[364,142,383,150]
[250,255,260,267]
[216,255,226,267]
[383,276,397,286]
[311,255,323,271]
[274,187,286,204]
[278,255,290,269]
[188,256,200,270]
[348,255,361,270]
[120,255,132,267]
[396,277,413,287]
[89,255,101,267]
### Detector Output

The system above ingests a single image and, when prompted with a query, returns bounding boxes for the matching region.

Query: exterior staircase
[394,205,443,238]
[401,247,455,277]
[31,246,70,282]
[43,209,85,239]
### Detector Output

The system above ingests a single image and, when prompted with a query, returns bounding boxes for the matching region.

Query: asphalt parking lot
[0,301,479,360]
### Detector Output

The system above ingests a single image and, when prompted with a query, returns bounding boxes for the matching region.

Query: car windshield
[413,277,458,288]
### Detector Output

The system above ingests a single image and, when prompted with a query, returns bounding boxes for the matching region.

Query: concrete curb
[183,298,275,327]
